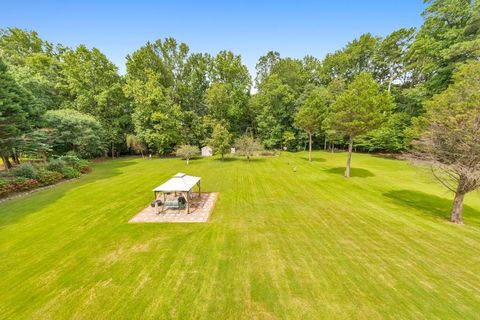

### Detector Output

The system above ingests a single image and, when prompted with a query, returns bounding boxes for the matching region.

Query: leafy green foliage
[356,113,412,152]
[0,58,37,166]
[61,166,81,179]
[326,72,394,177]
[252,75,296,149]
[58,154,90,173]
[412,61,480,223]
[176,145,199,164]
[207,51,252,135]
[44,109,105,158]
[295,86,329,135]
[36,169,63,186]
[2,2,479,162]
[321,33,379,84]
[46,159,66,173]
[235,135,262,161]
[124,71,182,154]
[407,0,477,94]
[126,134,147,156]
[0,177,38,196]
[12,163,38,179]
[209,124,232,160]
[326,73,394,140]
[60,45,129,155]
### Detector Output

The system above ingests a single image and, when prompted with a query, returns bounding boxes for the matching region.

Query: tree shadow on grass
[383,189,480,225]
[244,157,267,163]
[299,156,326,162]
[0,160,137,228]
[212,156,266,163]
[325,167,375,178]
[213,157,239,162]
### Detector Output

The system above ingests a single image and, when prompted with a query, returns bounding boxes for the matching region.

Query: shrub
[0,178,7,195]
[12,177,38,191]
[58,154,81,166]
[46,159,66,173]
[13,163,38,179]
[77,161,91,173]
[0,177,39,196]
[58,154,91,173]
[0,171,10,178]
[61,167,81,179]
[36,169,63,186]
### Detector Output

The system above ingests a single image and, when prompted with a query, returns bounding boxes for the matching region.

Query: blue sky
[1,1,426,76]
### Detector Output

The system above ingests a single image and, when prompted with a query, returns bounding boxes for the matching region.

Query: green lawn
[1,152,479,319]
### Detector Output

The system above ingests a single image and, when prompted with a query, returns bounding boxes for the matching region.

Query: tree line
[0,0,478,220]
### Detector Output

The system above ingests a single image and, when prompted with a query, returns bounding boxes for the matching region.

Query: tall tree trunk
[308,133,312,162]
[12,150,20,164]
[186,158,189,165]
[221,153,224,161]
[1,153,12,171]
[387,73,394,93]
[111,143,115,159]
[324,135,327,150]
[345,138,353,178]
[451,177,466,224]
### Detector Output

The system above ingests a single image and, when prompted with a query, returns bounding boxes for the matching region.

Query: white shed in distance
[201,146,213,157]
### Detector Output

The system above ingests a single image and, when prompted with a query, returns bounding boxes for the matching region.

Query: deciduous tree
[235,135,262,161]
[412,61,480,224]
[209,123,232,160]
[294,87,328,161]
[44,109,105,158]
[326,73,393,177]
[176,145,199,164]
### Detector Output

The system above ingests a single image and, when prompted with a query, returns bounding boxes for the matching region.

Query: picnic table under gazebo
[152,172,201,214]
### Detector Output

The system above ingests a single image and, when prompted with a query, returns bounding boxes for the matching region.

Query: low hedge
[13,163,38,179]
[0,156,91,198]
[0,177,38,197]
[61,167,81,179]
[46,159,66,173]
[36,169,63,186]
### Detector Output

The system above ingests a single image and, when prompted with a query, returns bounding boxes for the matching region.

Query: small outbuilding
[201,146,213,157]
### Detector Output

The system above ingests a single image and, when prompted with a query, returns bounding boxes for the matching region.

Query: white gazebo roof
[153,173,200,192]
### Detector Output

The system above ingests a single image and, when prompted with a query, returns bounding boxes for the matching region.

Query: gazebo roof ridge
[153,172,201,193]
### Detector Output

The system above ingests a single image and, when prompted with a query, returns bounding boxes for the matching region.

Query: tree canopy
[413,61,480,224]
[0,0,478,168]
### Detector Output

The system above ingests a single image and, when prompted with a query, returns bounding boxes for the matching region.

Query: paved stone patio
[129,192,218,223]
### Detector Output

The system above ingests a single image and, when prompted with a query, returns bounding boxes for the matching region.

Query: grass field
[0,151,479,319]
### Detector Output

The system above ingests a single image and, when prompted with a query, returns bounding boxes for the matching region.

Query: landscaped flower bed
[0,155,91,198]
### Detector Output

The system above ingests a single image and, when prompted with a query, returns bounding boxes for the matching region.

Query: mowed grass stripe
[0,151,479,319]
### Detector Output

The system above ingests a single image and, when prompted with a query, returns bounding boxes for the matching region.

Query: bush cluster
[36,169,63,186]
[13,163,38,179]
[0,156,91,198]
[0,177,38,197]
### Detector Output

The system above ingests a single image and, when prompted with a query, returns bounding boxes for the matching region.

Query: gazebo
[153,173,201,214]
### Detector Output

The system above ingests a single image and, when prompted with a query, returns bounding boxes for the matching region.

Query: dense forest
[1,0,479,169]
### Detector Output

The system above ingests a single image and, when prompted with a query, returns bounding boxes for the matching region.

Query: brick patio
[129,192,218,223]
